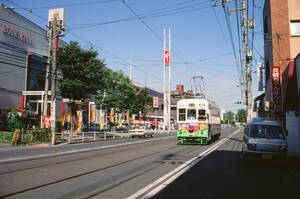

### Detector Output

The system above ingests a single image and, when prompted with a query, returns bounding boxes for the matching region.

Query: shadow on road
[152,149,300,199]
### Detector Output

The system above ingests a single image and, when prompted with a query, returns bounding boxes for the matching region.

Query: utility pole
[225,0,252,120]
[163,28,171,131]
[50,18,57,145]
[241,0,252,121]
[168,28,171,132]
[43,23,53,127]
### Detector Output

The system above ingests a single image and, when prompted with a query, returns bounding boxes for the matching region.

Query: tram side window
[198,109,206,121]
[179,109,186,121]
[187,109,196,120]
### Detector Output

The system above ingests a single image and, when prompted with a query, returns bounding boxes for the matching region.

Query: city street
[0,127,299,199]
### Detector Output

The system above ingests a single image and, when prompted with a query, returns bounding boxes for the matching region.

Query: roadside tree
[58,41,105,131]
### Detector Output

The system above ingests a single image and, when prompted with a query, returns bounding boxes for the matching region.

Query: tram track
[0,142,205,198]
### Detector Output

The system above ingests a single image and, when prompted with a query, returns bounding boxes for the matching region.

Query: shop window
[290,20,300,36]
[26,54,48,91]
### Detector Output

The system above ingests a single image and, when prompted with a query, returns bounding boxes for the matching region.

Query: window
[178,108,186,121]
[198,109,206,121]
[250,125,285,140]
[187,109,196,120]
[290,20,300,36]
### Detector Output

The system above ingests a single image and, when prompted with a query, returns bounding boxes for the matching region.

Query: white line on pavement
[0,136,175,164]
[126,128,241,199]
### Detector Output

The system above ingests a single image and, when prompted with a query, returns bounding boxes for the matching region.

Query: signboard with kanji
[271,66,281,112]
[48,8,66,37]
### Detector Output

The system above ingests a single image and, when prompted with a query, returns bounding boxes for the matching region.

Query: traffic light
[235,101,242,104]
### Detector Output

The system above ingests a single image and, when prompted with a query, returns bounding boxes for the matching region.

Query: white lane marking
[0,136,175,164]
[126,128,241,199]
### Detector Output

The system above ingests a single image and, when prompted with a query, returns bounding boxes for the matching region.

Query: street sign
[153,96,159,108]
[165,50,170,65]
[271,66,281,112]
[48,8,66,37]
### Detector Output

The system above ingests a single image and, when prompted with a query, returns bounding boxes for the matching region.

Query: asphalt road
[2,127,297,199]
[153,128,300,199]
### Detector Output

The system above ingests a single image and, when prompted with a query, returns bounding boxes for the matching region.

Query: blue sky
[3,0,265,113]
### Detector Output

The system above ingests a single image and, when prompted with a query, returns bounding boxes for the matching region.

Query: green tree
[130,87,153,115]
[224,111,235,124]
[235,109,247,123]
[58,41,106,130]
[95,70,136,113]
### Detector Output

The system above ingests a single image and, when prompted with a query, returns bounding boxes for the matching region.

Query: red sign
[189,103,195,107]
[165,50,170,65]
[44,116,51,128]
[153,96,159,108]
[271,66,281,112]
[2,24,33,45]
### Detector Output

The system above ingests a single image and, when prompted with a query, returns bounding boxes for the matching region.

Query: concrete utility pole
[225,0,252,121]
[43,23,53,126]
[168,28,171,132]
[50,18,57,145]
[163,28,171,131]
[241,0,252,121]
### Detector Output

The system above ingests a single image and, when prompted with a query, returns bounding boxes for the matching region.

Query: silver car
[241,118,288,162]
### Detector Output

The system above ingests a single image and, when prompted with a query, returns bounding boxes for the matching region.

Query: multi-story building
[0,3,66,128]
[263,0,300,120]
[263,0,300,156]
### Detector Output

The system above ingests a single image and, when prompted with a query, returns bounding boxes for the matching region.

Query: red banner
[271,66,281,112]
[165,50,170,65]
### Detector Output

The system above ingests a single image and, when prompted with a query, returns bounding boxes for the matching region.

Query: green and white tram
[176,98,221,144]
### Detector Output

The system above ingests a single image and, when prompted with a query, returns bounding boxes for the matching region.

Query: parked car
[241,118,288,162]
[83,123,101,132]
[129,125,154,138]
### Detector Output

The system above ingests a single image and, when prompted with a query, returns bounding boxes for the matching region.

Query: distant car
[129,125,154,138]
[83,123,101,132]
[241,118,288,162]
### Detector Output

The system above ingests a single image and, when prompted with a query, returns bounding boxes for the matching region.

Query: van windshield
[250,125,285,139]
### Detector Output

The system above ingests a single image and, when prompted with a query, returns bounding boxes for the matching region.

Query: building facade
[263,0,300,120]
[0,4,65,128]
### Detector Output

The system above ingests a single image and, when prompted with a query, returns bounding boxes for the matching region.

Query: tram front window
[187,109,196,120]
[179,109,186,121]
[198,109,206,121]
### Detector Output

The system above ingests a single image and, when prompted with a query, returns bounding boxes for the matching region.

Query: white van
[241,118,288,162]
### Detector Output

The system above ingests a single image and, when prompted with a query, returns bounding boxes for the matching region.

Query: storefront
[0,3,64,127]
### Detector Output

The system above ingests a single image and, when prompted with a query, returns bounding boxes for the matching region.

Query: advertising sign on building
[153,96,159,108]
[48,8,66,36]
[165,50,170,65]
[271,66,281,112]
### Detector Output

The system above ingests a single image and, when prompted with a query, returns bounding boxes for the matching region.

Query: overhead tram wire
[68,32,163,83]
[221,2,245,99]
[6,1,164,86]
[121,0,200,76]
[66,0,211,30]
[16,0,120,10]
[235,0,245,89]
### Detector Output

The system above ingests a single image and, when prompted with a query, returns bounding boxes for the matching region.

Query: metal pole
[168,28,171,132]
[50,18,57,145]
[43,24,53,127]
[241,0,252,121]
[163,28,167,131]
